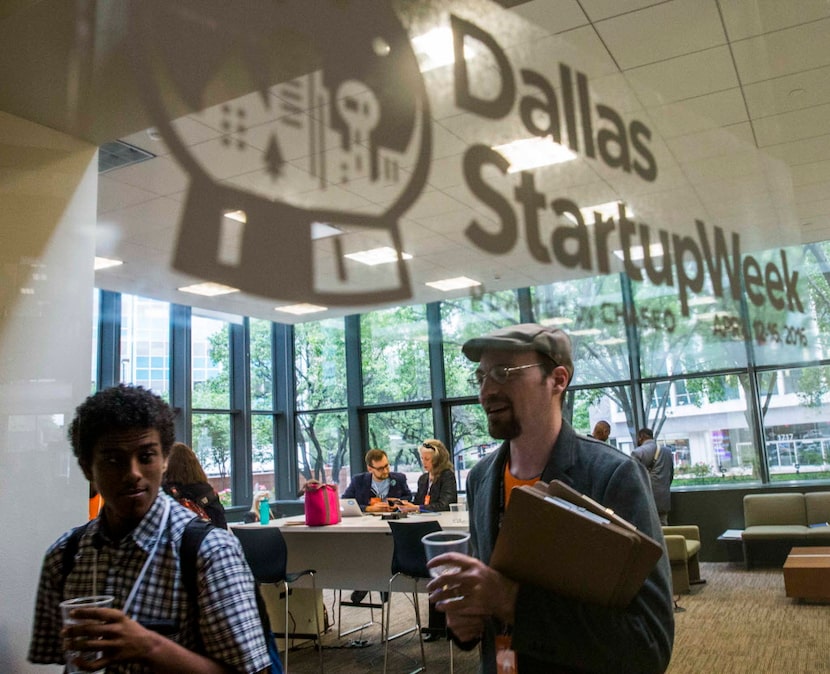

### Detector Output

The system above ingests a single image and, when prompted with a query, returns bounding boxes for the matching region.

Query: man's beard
[487,411,521,440]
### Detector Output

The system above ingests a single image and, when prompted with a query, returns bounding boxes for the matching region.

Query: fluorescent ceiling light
[411,26,476,72]
[612,243,664,261]
[178,282,240,297]
[596,337,627,346]
[540,316,574,327]
[94,256,123,270]
[224,211,341,240]
[492,136,577,173]
[425,276,481,291]
[311,221,342,240]
[274,303,328,315]
[570,328,602,336]
[344,246,412,266]
[564,201,633,225]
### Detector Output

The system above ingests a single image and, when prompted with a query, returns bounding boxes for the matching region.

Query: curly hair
[68,384,177,471]
[421,438,453,476]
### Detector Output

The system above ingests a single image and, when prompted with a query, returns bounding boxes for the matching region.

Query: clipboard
[489,480,663,608]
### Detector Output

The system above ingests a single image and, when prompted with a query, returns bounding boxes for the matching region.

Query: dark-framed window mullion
[426,301,449,443]
[97,290,121,390]
[273,321,295,500]
[229,320,252,508]
[345,314,364,474]
[169,303,192,445]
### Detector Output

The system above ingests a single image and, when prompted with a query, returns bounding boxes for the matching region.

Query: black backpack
[61,519,283,673]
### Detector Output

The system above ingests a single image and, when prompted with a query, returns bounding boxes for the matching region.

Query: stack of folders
[489,480,663,608]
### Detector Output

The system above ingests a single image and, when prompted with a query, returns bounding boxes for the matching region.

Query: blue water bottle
[259,495,270,525]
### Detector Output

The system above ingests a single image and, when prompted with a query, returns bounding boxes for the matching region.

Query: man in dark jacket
[342,448,412,512]
[426,324,674,673]
[342,448,413,604]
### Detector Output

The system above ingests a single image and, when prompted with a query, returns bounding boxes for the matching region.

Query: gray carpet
[284,562,830,672]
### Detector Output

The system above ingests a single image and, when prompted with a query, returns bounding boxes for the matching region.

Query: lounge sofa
[662,525,702,594]
[742,492,830,568]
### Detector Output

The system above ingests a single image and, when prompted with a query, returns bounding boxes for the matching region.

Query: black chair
[336,589,386,640]
[233,526,324,673]
[383,519,453,674]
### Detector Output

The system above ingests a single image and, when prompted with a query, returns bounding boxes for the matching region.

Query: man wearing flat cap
[427,323,674,673]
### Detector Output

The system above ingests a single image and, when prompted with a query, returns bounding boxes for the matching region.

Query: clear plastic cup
[60,595,114,674]
[449,502,467,523]
[421,531,470,578]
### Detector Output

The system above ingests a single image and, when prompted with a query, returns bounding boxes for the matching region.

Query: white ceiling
[5,0,830,323]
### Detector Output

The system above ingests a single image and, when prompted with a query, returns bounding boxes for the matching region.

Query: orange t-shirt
[503,462,540,508]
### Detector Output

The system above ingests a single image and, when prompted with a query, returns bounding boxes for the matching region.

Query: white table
[232,511,469,591]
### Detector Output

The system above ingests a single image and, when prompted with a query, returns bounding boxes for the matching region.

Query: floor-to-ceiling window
[91,239,830,506]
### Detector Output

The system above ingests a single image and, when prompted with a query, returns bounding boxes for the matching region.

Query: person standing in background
[632,428,674,525]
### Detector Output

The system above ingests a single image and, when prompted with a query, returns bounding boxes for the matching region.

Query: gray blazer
[632,438,674,513]
[465,421,674,673]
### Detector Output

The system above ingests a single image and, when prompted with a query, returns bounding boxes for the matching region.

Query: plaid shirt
[29,492,270,673]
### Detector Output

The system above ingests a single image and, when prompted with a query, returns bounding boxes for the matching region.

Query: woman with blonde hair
[413,439,457,511]
[163,441,228,528]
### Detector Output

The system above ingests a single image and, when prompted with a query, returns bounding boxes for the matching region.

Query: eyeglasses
[422,443,436,451]
[468,362,548,388]
[369,462,390,472]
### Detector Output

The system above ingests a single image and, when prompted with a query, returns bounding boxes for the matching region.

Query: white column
[0,112,97,672]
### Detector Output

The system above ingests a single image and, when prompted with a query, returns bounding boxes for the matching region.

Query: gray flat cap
[462,323,574,379]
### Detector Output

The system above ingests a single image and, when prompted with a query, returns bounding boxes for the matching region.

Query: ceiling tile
[97,175,157,213]
[790,160,830,187]
[742,65,830,118]
[719,0,830,41]
[594,0,724,70]
[762,134,830,167]
[580,0,665,22]
[507,0,588,34]
[646,87,748,139]
[753,102,830,147]
[103,155,188,197]
[624,46,738,107]
[730,18,830,84]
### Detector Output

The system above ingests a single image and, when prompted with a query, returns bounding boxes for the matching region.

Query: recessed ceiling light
[344,246,412,266]
[223,210,247,223]
[178,282,240,297]
[612,243,664,261]
[411,26,477,72]
[224,211,341,240]
[492,136,577,173]
[274,303,328,315]
[94,256,124,270]
[425,276,481,291]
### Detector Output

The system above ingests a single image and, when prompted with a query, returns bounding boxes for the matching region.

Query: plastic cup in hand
[60,595,114,674]
[449,502,467,523]
[421,530,470,579]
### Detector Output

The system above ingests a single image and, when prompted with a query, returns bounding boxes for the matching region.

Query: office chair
[383,519,454,674]
[233,526,325,673]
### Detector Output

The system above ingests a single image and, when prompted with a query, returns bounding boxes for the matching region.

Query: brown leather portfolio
[489,480,663,608]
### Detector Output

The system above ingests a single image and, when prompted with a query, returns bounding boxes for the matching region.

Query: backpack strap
[60,521,92,591]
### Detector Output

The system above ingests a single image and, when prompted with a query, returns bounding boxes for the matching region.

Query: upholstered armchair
[662,525,702,594]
